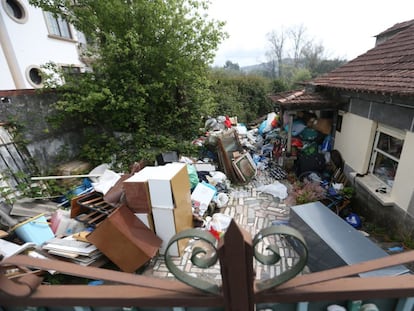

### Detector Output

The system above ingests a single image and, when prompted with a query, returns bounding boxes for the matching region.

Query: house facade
[0,0,86,90]
[309,20,414,235]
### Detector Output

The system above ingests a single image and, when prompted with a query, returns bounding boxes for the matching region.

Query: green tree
[30,0,226,168]
[209,70,273,124]
[223,60,240,71]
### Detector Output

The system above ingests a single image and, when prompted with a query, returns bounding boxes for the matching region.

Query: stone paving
[141,169,309,285]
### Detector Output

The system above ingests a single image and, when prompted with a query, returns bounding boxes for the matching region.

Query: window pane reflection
[377,132,403,159]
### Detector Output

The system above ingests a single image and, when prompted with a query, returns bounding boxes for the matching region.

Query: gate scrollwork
[165,223,308,295]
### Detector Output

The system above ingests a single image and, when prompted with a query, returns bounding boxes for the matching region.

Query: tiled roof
[376,19,414,38]
[311,21,414,96]
[269,89,340,110]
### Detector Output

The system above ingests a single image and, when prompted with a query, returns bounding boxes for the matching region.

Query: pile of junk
[0,110,356,277]
[197,112,355,222]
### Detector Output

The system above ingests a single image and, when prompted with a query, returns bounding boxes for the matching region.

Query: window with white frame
[44,11,72,39]
[369,125,405,187]
[25,65,44,88]
[2,0,28,23]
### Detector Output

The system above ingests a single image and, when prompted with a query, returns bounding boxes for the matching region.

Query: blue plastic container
[13,214,55,245]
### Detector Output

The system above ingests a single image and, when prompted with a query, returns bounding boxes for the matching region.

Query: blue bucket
[13,214,55,245]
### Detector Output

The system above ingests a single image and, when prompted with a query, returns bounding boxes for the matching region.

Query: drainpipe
[0,12,26,89]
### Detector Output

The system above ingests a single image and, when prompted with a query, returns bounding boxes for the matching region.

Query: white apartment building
[0,0,86,90]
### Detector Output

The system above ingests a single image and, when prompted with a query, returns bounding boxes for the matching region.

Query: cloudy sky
[207,0,414,67]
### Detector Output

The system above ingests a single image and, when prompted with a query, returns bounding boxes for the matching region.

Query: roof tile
[311,22,414,96]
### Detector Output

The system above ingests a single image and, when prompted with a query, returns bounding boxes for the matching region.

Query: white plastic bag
[209,171,227,184]
[256,181,288,200]
[205,213,232,232]
[214,192,229,208]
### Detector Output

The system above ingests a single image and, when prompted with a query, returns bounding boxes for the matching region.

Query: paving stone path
[141,169,309,285]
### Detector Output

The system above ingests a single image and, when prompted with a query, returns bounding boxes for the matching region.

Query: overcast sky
[208,0,414,67]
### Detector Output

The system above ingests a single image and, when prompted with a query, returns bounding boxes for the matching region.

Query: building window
[61,65,81,75]
[25,65,44,88]
[369,125,405,187]
[1,0,28,23]
[44,11,72,40]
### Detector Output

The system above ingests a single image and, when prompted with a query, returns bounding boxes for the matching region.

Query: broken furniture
[289,201,409,276]
[124,162,194,256]
[71,192,116,227]
[215,128,256,183]
[86,204,162,273]
[146,162,193,256]
[70,191,161,272]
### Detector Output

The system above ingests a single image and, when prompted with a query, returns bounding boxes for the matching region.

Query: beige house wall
[334,112,376,174]
[391,131,414,212]
[335,111,414,212]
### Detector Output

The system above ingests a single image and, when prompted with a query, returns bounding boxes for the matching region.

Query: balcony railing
[1,220,414,311]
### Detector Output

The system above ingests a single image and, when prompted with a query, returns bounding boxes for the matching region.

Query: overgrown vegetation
[208,70,274,124]
[30,0,227,170]
[28,1,345,171]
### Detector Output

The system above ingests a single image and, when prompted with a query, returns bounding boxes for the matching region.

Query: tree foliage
[30,0,226,168]
[208,70,273,124]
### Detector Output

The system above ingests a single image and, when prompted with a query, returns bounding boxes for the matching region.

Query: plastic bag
[205,213,232,240]
[256,181,288,199]
[209,171,227,184]
[186,164,199,189]
[214,192,229,208]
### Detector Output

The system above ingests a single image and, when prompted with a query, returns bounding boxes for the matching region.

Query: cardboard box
[123,166,158,213]
[87,205,162,273]
[56,160,92,187]
[147,163,193,256]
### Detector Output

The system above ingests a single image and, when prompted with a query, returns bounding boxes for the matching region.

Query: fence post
[218,219,254,311]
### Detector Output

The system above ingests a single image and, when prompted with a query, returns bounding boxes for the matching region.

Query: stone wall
[0,89,84,174]
[352,180,414,242]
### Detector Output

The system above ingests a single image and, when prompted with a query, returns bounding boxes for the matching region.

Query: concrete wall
[353,179,414,242]
[0,90,84,174]
[328,89,414,239]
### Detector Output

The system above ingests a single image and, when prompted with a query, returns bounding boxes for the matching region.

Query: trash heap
[0,111,356,278]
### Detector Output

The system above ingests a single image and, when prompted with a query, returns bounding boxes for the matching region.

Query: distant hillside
[241,63,269,73]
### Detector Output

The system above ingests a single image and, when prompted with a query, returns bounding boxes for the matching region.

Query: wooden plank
[219,220,254,311]
[0,284,224,307]
[256,275,414,303]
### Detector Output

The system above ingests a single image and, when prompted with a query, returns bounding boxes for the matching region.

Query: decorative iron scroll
[164,228,221,295]
[253,225,308,291]
[164,224,308,295]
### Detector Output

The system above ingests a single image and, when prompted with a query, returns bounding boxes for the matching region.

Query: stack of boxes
[73,162,193,273]
[123,162,193,256]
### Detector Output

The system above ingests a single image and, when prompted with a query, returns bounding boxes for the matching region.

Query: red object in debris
[209,228,222,240]
[224,116,232,128]
[291,137,303,148]
[271,116,279,128]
